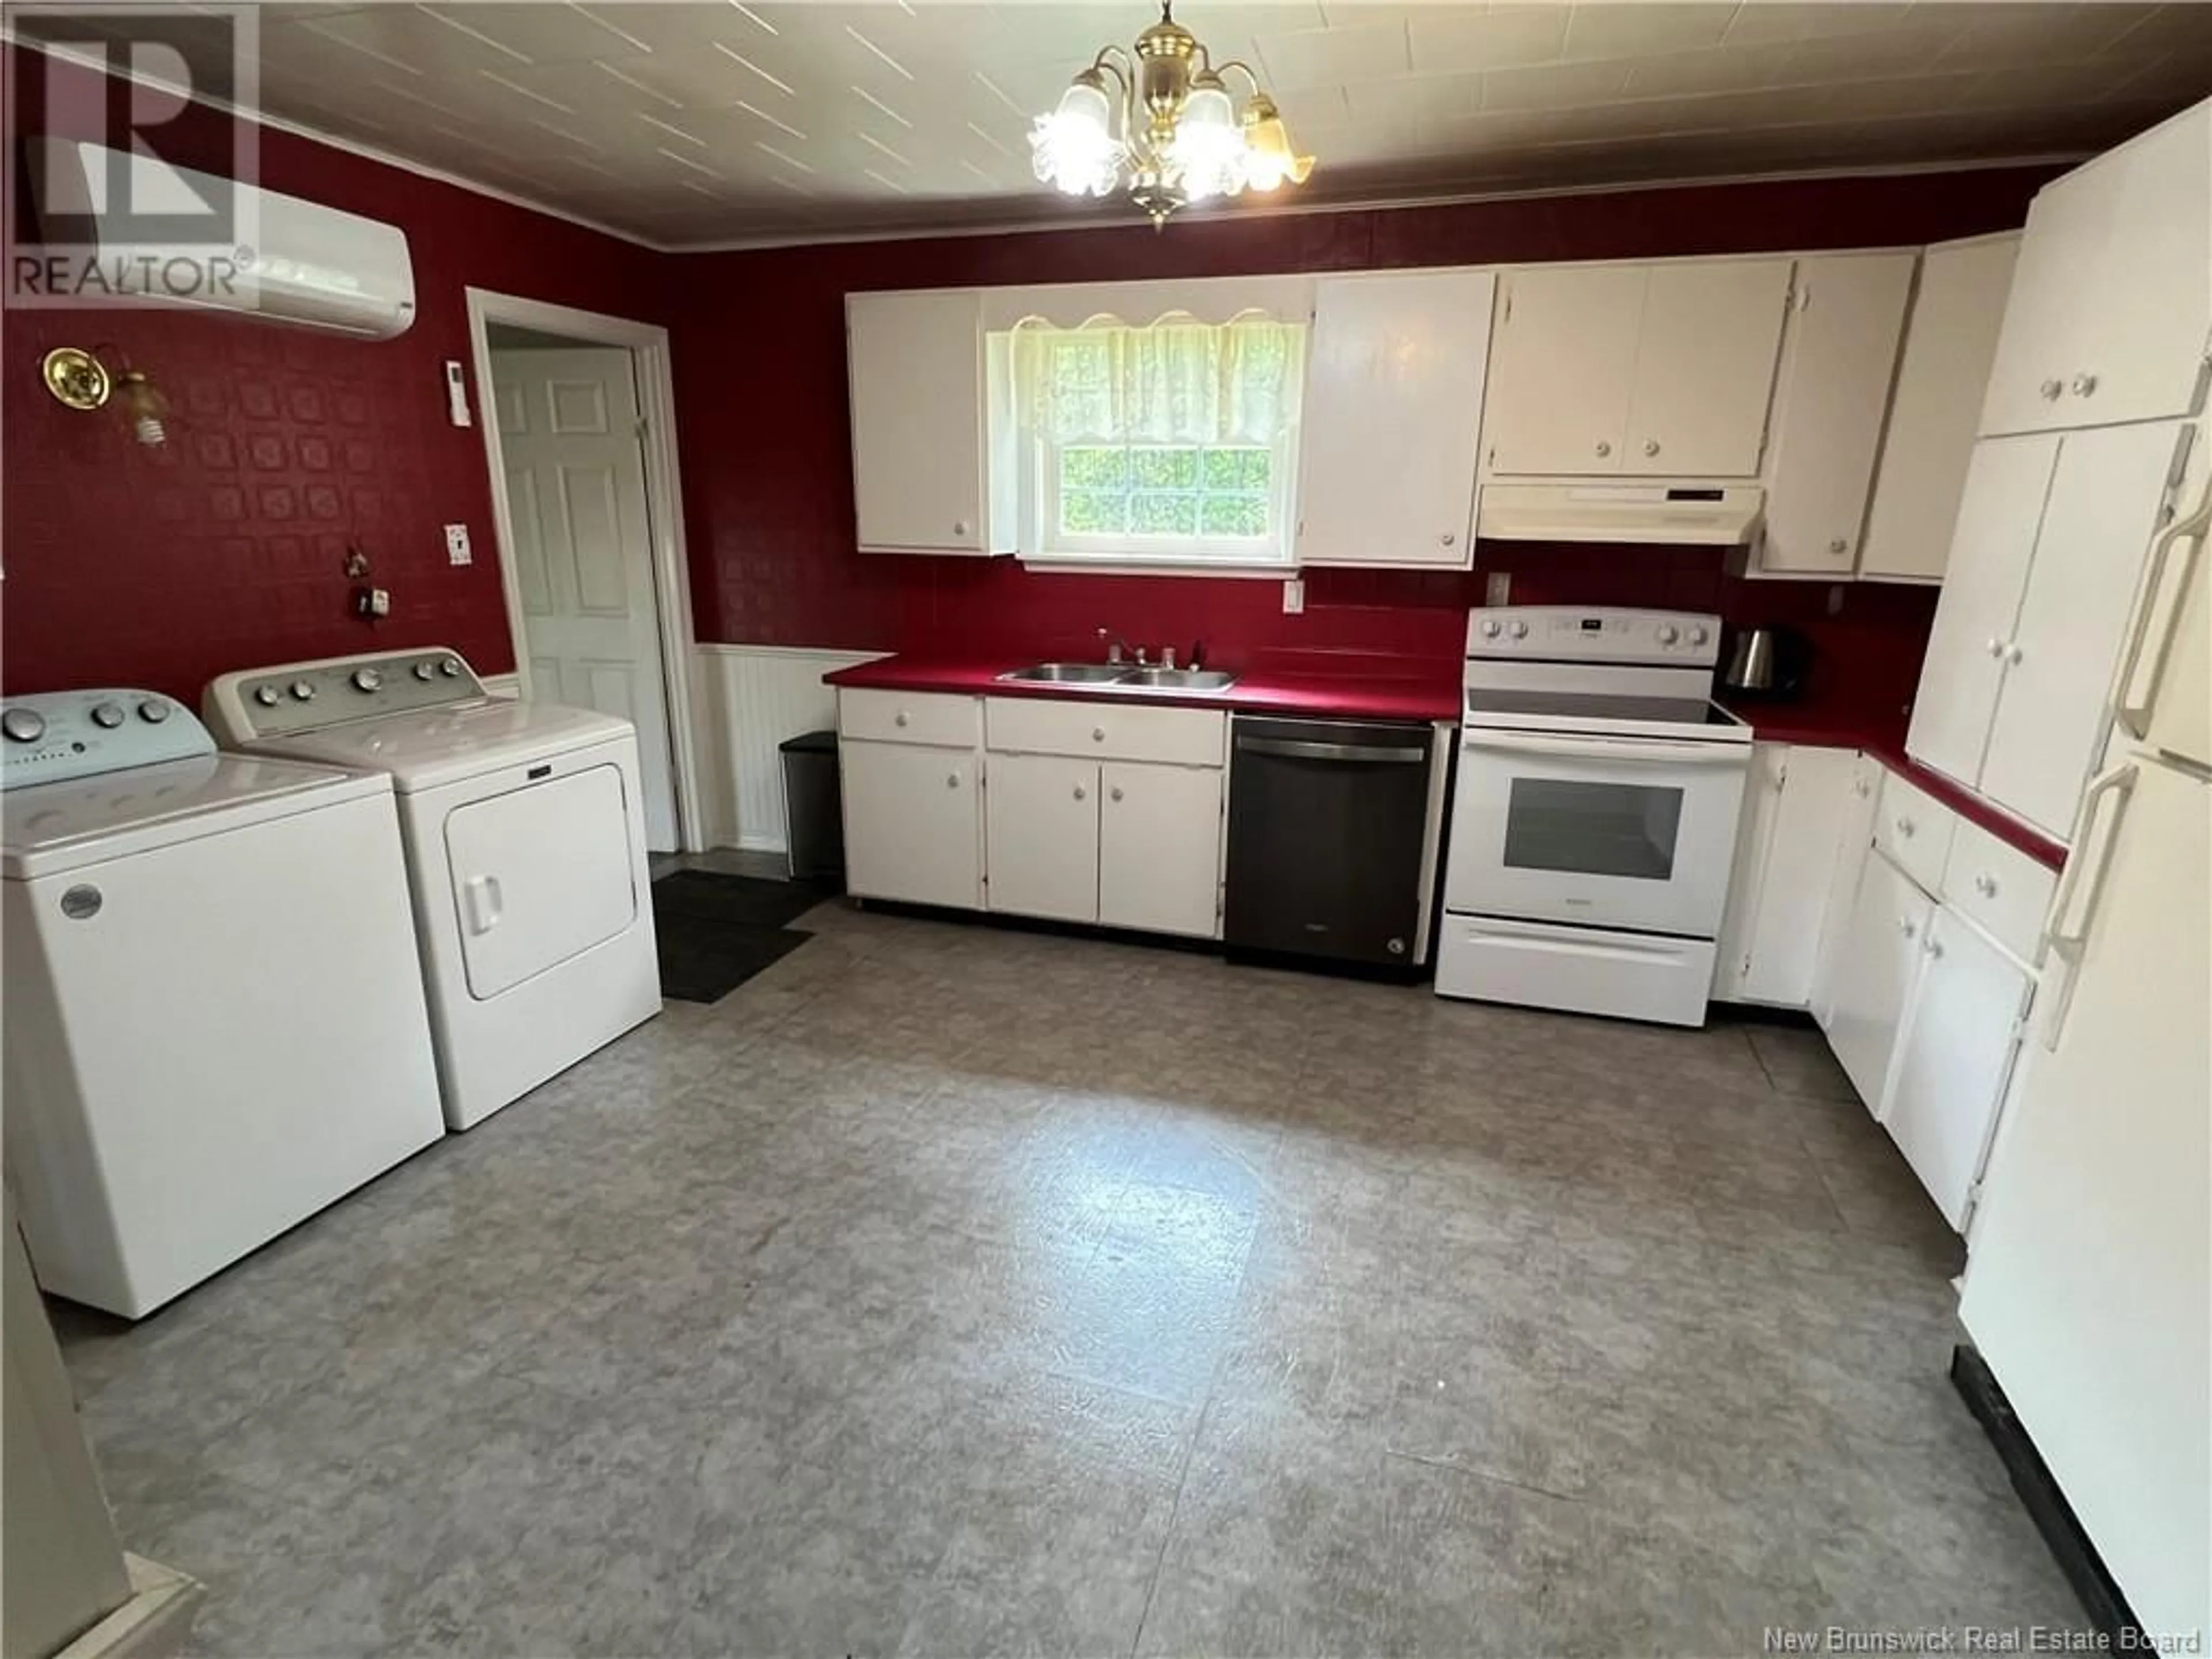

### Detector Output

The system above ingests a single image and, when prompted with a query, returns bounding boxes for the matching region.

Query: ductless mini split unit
[26,138,417,340]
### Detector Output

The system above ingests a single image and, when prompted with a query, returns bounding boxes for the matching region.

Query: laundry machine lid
[240,700,634,793]
[2,754,390,879]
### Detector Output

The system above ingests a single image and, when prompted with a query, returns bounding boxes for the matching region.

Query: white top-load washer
[204,648,660,1131]
[3,688,445,1318]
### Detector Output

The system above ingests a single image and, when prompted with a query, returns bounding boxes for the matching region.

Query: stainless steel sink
[1115,667,1238,692]
[997,662,1133,685]
[997,662,1240,695]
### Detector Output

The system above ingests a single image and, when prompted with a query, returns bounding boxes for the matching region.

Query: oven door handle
[1461,732,1749,766]
[1236,736,1429,764]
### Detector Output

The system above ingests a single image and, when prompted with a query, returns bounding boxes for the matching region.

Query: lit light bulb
[1239,94,1313,192]
[1030,73,1121,196]
[1168,79,1246,201]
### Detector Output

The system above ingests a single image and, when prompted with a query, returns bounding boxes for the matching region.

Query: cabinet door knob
[1899,917,1917,937]
[946,772,960,788]
[1974,873,1997,897]
[1642,438,1660,457]
[1109,785,1123,802]
[2040,378,2064,400]
[1440,532,1455,546]
[2070,373,2098,397]
[953,519,972,536]
[1092,726,1105,742]
[2005,642,2024,664]
[1925,937,1944,959]
[895,710,910,727]
[1896,816,1915,838]
[1073,784,1086,800]
[1827,537,1849,556]
[1594,440,1612,458]
[1853,778,1872,798]
[1986,637,2006,658]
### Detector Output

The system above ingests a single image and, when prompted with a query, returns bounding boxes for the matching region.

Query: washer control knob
[351,668,383,692]
[2,708,46,744]
[1689,626,1709,646]
[438,658,461,677]
[289,680,316,702]
[1508,620,1529,639]
[1656,624,1680,646]
[138,699,171,723]
[253,685,282,708]
[1480,618,1502,639]
[412,661,437,681]
[89,702,126,729]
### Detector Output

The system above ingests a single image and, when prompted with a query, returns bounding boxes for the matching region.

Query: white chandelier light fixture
[1029,3,1315,228]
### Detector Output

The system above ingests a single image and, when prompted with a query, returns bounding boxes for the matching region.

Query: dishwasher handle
[1236,735,1429,764]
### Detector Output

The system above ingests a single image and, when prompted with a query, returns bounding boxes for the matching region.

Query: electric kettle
[1722,627,1806,697]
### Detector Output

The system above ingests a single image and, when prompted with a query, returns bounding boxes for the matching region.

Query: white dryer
[2,688,445,1318]
[204,648,660,1131]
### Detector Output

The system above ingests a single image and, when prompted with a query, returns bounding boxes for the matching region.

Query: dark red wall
[669,168,2052,722]
[1,46,666,704]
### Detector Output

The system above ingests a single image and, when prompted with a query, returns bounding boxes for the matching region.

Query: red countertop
[823,648,1464,725]
[1724,699,2068,871]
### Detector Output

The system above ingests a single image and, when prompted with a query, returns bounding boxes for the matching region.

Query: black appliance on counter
[1224,714,1440,972]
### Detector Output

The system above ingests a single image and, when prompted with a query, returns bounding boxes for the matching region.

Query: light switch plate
[1282,578,1304,615]
[445,524,472,566]
[444,361,471,427]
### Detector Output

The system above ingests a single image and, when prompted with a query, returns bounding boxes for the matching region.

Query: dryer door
[444,765,637,999]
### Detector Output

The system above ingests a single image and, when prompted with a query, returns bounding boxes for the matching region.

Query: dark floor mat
[650,872,821,1003]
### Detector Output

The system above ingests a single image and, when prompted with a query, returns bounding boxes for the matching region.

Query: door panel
[1904,433,2061,788]
[984,752,1099,923]
[493,346,677,851]
[1483,265,1643,475]
[445,765,638,1000]
[1741,746,1858,1006]
[1100,762,1222,939]
[1981,421,2190,838]
[1825,850,1931,1111]
[840,740,980,909]
[1880,908,2031,1229]
[846,289,985,551]
[1297,270,1494,567]
[1960,758,2209,1638]
[1622,259,1791,478]
[1812,757,1883,1032]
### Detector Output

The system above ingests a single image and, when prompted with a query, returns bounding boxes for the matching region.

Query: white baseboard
[480,672,522,700]
[690,645,883,853]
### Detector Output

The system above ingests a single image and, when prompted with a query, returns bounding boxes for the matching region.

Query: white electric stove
[1437,606,1753,1027]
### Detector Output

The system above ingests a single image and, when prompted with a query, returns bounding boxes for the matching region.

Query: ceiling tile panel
[1560,4,1743,63]
[1406,5,1570,75]
[1481,58,1639,112]
[1254,18,1410,90]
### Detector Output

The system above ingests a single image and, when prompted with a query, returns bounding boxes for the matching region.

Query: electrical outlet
[445,524,472,566]
[354,586,391,618]
[1485,571,1512,606]
[1282,578,1304,615]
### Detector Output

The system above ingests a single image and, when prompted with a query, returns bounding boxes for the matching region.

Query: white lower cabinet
[1825,848,1934,1107]
[840,738,983,909]
[1811,755,1884,1031]
[1878,908,2033,1230]
[984,752,1100,923]
[1099,762,1222,938]
[1714,744,1859,1006]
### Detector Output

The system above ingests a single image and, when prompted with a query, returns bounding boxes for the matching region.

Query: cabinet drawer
[1874,770,1955,894]
[986,698,1226,767]
[1941,817,2056,964]
[838,688,980,748]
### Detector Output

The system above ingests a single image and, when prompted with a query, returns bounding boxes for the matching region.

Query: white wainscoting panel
[694,645,884,852]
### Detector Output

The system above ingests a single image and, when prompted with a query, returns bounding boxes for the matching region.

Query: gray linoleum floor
[52,893,2085,1658]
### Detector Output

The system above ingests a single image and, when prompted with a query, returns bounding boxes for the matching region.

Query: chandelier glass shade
[1030,4,1314,227]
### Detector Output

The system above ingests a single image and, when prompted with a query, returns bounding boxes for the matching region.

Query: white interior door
[493,347,677,852]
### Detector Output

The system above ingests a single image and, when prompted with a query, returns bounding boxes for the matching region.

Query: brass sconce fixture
[40,346,172,446]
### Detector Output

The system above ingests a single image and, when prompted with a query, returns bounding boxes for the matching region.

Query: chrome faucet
[1097,628,1145,666]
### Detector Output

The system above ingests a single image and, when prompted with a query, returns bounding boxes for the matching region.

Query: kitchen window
[1010,313,1305,571]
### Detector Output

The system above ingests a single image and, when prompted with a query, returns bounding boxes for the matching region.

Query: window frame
[1027,430,1298,571]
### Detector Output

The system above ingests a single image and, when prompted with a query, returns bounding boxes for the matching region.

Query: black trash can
[779,729,844,887]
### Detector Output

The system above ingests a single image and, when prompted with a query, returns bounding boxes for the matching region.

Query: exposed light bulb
[1030,74,1120,196]
[1168,80,1247,201]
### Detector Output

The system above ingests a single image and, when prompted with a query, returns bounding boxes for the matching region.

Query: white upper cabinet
[1297,269,1495,568]
[1483,264,1645,475]
[1757,252,1915,578]
[1906,433,2061,789]
[1621,259,1793,478]
[1859,234,2022,583]
[1484,259,1789,478]
[846,289,1013,554]
[1980,99,2211,438]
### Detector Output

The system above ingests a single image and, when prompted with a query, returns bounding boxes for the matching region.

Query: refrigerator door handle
[2041,763,2138,1050]
[2116,476,2211,740]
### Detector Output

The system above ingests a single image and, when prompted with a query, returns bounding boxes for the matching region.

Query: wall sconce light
[40,346,172,446]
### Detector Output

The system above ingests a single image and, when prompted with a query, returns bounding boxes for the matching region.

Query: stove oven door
[1445,730,1749,937]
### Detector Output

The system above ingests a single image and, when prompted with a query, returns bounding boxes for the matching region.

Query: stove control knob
[2,708,46,744]
[412,661,437,682]
[438,658,461,677]
[1656,624,1680,646]
[1480,618,1502,639]
[253,685,282,708]
[1689,626,1709,646]
[289,680,316,702]
[138,699,171,723]
[351,668,384,693]
[1508,620,1529,639]
[89,702,126,729]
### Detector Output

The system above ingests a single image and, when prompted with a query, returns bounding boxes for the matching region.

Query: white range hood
[1477,483,1765,547]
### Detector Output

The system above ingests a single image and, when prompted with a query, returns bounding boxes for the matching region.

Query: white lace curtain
[1011,312,1306,446]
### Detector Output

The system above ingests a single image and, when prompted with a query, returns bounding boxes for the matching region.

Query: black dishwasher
[1225,714,1438,969]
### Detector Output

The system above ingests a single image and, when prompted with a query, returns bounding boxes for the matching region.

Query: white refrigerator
[1959,476,2211,1642]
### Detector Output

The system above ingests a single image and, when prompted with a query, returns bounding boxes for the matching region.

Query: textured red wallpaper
[669,167,2049,707]
[1,45,666,704]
